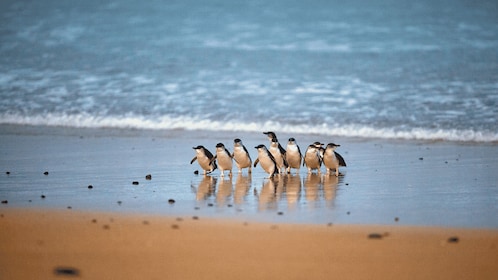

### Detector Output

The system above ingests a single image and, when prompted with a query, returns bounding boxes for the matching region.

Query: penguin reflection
[304,173,321,203]
[322,174,339,207]
[193,175,217,201]
[285,174,302,210]
[258,178,278,211]
[234,173,252,205]
[216,176,233,206]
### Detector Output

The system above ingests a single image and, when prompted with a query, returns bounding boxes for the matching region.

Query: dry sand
[1,208,497,280]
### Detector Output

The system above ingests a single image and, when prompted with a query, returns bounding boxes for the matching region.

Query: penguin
[323,143,347,177]
[263,131,287,155]
[254,144,278,178]
[269,138,288,174]
[232,138,252,174]
[191,146,217,175]
[303,144,322,174]
[211,143,233,177]
[285,137,302,174]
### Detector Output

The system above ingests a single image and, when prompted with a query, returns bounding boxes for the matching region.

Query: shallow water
[1,127,497,228]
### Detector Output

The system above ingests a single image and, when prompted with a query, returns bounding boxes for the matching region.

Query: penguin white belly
[286,146,301,168]
[233,148,251,168]
[198,155,213,171]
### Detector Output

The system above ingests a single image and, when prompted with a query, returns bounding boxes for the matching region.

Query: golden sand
[0,209,497,280]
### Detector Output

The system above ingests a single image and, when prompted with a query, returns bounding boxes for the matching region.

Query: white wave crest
[1,113,497,143]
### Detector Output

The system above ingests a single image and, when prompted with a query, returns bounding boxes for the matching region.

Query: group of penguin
[191,131,347,178]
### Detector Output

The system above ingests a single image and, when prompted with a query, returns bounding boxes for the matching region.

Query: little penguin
[191,146,217,175]
[254,144,278,178]
[323,143,347,177]
[303,144,322,174]
[211,143,233,177]
[263,131,287,155]
[232,138,252,174]
[285,137,302,174]
[269,138,288,174]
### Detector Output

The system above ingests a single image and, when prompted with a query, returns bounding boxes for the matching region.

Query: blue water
[1,0,497,142]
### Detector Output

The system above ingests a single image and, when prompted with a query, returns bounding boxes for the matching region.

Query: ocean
[1,0,497,142]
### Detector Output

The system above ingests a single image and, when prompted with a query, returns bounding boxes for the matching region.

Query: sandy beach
[1,208,497,280]
[1,125,498,279]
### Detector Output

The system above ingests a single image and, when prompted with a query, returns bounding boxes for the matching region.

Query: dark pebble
[347,211,351,215]
[67,206,72,209]
[194,207,200,210]
[117,201,122,205]
[345,183,349,186]
[448,236,459,243]
[41,195,46,199]
[327,223,333,227]
[1,200,7,204]
[5,171,10,175]
[145,174,152,180]
[394,217,399,222]
[419,157,424,160]
[44,171,49,175]
[192,216,199,220]
[171,224,179,229]
[168,199,176,204]
[103,225,110,230]
[87,185,93,189]
[277,211,284,215]
[91,219,97,223]
[227,204,233,208]
[143,220,149,225]
[176,217,183,222]
[207,203,214,207]
[132,181,139,185]
[194,170,199,175]
[53,267,80,276]
[368,233,383,239]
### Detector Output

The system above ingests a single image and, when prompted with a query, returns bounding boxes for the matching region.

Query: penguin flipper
[190,156,197,164]
[335,151,347,167]
[209,155,217,165]
[254,158,259,167]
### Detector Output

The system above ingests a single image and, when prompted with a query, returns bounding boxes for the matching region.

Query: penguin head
[193,145,205,151]
[270,138,279,147]
[307,144,317,153]
[288,137,296,144]
[326,143,340,150]
[313,142,324,148]
[255,144,267,151]
[216,143,225,148]
[263,131,277,141]
[234,138,242,147]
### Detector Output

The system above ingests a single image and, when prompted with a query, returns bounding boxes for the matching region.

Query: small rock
[171,224,179,229]
[419,157,424,161]
[5,171,10,175]
[192,216,199,220]
[194,170,199,175]
[43,171,49,175]
[87,185,93,189]
[447,236,459,243]
[277,211,284,215]
[103,225,110,230]
[145,174,152,180]
[67,206,72,209]
[207,203,214,207]
[41,195,46,199]
[143,220,149,225]
[168,199,176,204]
[394,217,399,222]
[117,201,122,205]
[368,233,383,239]
[1,200,7,204]
[91,219,97,223]
[132,181,139,185]
[53,267,80,276]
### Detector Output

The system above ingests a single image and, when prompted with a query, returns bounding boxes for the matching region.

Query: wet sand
[1,208,497,280]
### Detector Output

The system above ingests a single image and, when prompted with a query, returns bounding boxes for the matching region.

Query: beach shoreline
[1,124,498,228]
